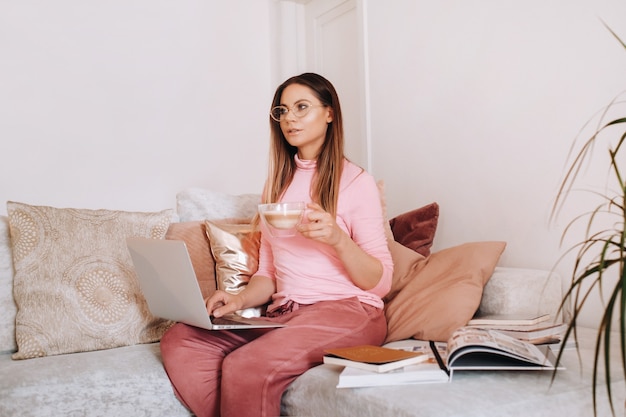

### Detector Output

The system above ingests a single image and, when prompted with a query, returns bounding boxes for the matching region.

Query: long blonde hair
[263,73,345,216]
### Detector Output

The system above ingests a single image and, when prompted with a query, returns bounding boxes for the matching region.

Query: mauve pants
[159,297,387,417]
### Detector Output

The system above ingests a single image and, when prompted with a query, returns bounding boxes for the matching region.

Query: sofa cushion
[384,241,506,343]
[479,266,565,322]
[204,220,263,317]
[177,188,260,222]
[0,343,191,417]
[0,216,16,354]
[389,203,439,257]
[281,326,625,417]
[6,201,174,360]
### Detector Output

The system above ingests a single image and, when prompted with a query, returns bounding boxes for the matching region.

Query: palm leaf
[552,66,626,415]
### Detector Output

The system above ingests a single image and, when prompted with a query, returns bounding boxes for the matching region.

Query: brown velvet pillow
[389,203,439,257]
[165,221,217,299]
[384,241,506,343]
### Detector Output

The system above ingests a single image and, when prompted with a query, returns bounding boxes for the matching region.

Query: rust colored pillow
[165,221,217,299]
[165,218,253,300]
[389,203,439,257]
[385,240,426,304]
[384,241,506,343]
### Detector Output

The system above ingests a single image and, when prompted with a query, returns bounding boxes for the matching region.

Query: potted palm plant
[551,23,626,417]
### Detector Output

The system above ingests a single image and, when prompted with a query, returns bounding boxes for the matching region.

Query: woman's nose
[284,108,297,121]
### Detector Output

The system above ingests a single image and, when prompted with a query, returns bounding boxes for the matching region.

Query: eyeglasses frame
[270,101,327,122]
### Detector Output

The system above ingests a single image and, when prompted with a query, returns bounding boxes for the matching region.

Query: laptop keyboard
[212,316,248,326]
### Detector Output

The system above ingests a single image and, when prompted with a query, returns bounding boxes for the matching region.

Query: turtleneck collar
[295,154,317,171]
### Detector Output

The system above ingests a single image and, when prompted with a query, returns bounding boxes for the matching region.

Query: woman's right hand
[205,290,244,318]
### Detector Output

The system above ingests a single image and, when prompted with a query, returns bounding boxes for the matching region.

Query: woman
[160,72,393,417]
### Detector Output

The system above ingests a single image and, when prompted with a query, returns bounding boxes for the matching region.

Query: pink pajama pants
[159,296,387,417]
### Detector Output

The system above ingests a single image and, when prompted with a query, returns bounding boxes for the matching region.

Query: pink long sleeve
[255,156,393,311]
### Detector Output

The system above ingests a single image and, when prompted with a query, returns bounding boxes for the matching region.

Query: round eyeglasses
[270,101,325,122]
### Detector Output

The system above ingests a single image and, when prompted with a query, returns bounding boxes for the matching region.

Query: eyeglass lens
[270,102,313,121]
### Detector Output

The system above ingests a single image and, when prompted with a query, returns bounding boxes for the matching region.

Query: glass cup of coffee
[258,202,306,238]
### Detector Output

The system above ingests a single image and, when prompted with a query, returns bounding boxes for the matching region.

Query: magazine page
[383,339,449,364]
[446,327,552,368]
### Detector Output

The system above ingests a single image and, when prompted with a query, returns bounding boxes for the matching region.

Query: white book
[336,361,449,388]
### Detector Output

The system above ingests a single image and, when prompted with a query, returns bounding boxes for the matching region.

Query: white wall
[0,0,273,213]
[366,0,626,327]
[2,0,625,327]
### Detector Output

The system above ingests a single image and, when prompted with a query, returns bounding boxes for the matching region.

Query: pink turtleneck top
[256,156,393,311]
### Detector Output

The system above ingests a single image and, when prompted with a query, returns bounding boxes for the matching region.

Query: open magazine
[442,327,560,371]
[335,327,561,388]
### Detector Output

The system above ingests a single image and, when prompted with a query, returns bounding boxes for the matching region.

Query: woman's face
[278,83,333,160]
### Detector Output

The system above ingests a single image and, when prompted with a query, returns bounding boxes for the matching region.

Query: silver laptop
[126,237,284,330]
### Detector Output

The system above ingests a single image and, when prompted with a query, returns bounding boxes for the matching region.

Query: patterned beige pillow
[7,201,174,360]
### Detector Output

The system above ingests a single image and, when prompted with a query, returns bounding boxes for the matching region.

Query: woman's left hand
[296,202,343,246]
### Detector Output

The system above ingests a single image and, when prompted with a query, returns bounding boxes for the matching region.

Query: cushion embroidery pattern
[7,202,173,360]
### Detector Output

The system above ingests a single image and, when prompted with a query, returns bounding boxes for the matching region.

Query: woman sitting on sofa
[159,72,393,417]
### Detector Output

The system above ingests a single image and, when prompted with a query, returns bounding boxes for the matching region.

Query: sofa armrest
[0,215,17,354]
[478,267,565,322]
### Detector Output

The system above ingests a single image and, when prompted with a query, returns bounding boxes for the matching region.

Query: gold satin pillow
[204,220,263,317]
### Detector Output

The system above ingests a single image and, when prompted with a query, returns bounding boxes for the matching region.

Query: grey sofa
[1,201,623,417]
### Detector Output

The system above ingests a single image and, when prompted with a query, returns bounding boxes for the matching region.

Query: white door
[274,0,370,170]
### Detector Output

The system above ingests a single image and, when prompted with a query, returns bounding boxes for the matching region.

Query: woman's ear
[326,108,334,123]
